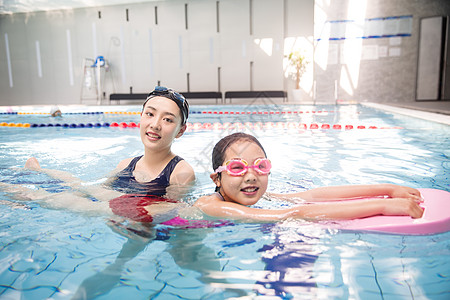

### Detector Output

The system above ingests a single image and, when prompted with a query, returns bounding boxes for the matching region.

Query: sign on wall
[317,15,412,41]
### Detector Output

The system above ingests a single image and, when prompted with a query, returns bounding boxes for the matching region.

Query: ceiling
[0,0,160,14]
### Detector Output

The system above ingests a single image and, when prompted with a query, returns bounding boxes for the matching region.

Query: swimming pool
[0,103,449,299]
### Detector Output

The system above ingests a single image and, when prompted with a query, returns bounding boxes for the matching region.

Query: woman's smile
[146,131,161,141]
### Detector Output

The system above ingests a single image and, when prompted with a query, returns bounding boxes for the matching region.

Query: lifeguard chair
[80,56,111,104]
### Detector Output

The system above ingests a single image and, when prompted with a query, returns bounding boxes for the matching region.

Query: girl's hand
[388,185,423,202]
[381,198,424,218]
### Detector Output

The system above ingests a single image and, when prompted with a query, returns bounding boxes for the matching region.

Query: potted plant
[286,51,308,101]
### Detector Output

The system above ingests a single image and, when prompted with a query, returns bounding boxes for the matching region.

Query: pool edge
[362,102,450,126]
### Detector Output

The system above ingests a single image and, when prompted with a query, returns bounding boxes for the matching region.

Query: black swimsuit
[109,155,183,196]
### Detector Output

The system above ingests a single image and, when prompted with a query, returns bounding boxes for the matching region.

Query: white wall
[0,0,314,105]
[313,0,450,103]
[3,0,450,106]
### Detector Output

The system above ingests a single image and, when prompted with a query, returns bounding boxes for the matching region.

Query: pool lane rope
[1,121,403,130]
[190,110,336,115]
[1,110,337,116]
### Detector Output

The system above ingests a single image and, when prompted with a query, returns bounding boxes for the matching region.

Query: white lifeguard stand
[80,56,110,104]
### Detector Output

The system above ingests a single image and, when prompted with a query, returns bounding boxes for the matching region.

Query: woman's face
[140,96,185,151]
[213,140,269,206]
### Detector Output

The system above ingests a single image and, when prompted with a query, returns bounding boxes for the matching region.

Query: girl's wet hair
[212,132,267,192]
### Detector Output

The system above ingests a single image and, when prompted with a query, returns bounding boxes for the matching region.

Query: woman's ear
[176,124,187,138]
[210,173,221,188]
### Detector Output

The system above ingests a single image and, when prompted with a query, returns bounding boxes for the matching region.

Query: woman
[2,86,195,219]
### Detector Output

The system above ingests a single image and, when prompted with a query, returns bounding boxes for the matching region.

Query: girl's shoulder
[193,193,220,207]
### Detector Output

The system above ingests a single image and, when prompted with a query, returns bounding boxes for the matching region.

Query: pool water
[0,104,449,299]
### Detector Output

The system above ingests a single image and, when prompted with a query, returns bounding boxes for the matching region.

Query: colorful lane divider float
[190,110,336,115]
[0,121,403,130]
[0,110,337,115]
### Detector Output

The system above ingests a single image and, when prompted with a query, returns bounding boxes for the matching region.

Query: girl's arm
[194,194,424,222]
[273,184,422,202]
[194,194,296,222]
[292,197,424,220]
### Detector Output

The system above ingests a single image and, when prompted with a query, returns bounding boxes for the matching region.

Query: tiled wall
[1,0,449,105]
[314,0,450,103]
[0,0,314,105]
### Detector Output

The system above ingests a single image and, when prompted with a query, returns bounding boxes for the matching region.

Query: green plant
[287,51,308,89]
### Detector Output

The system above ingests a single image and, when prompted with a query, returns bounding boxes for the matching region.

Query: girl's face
[212,140,269,206]
[140,96,185,151]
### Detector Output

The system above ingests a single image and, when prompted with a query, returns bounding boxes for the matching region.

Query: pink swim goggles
[214,158,272,176]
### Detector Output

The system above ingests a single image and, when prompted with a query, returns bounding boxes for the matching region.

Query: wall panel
[3,16,31,105]
[125,4,156,91]
[156,1,188,90]
[416,16,444,100]
[219,0,251,92]
[253,0,284,90]
[187,0,218,92]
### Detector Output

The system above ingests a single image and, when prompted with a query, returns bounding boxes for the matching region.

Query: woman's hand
[381,197,424,218]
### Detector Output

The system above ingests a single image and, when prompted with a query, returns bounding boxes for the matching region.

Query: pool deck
[362,102,450,126]
[380,100,450,116]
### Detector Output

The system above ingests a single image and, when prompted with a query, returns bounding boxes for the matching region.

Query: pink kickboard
[331,188,450,235]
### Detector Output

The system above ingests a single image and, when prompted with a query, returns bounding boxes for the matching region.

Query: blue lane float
[63,112,104,115]
[0,112,18,115]
[4,112,105,115]
[29,123,111,128]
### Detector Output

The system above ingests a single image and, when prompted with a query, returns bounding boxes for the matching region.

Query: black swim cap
[143,86,189,125]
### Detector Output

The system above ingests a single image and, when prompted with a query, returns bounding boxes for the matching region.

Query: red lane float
[193,110,334,115]
[183,122,402,131]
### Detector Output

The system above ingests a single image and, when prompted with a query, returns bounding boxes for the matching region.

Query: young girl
[193,132,424,222]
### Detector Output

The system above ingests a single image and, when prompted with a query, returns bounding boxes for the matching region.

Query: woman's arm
[165,161,196,201]
[275,184,422,202]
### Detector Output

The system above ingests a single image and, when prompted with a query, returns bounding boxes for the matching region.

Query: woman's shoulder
[173,158,193,170]
[170,159,195,184]
[117,157,134,169]
[109,157,136,176]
